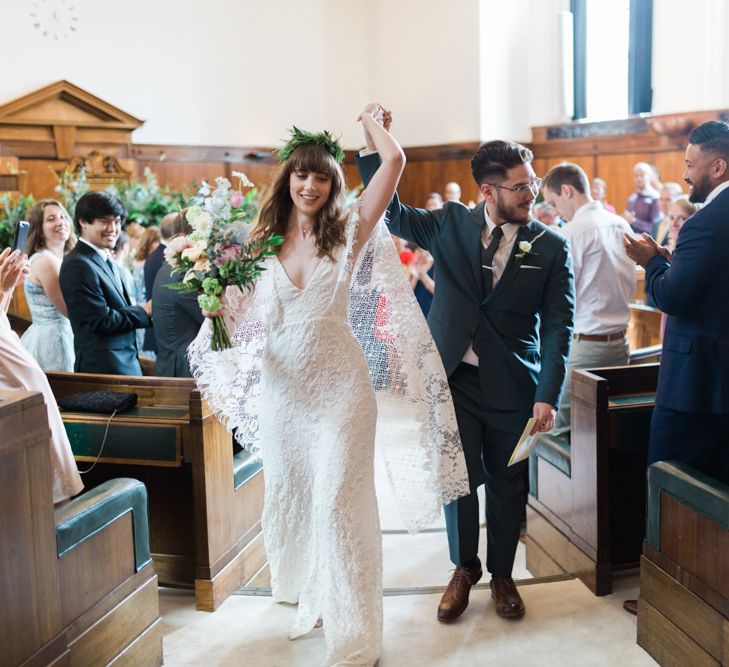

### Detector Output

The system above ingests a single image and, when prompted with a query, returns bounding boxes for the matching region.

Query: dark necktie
[481,225,504,299]
[106,257,124,294]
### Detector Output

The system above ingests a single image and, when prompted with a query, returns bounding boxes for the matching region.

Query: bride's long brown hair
[250,144,347,260]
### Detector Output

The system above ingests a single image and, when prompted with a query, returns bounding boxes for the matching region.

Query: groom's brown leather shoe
[490,577,525,619]
[437,563,482,623]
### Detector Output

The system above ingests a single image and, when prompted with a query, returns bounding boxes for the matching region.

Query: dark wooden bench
[637,462,729,666]
[526,363,659,594]
[47,371,266,611]
[0,390,161,666]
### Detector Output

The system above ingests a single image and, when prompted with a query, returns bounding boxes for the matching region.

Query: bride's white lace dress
[189,212,469,666]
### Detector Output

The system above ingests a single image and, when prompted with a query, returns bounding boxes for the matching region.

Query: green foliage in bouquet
[0,193,37,249]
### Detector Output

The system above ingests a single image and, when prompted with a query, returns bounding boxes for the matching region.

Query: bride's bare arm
[354,104,405,256]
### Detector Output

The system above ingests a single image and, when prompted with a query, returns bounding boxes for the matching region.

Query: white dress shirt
[461,208,522,366]
[560,200,635,336]
[702,180,729,206]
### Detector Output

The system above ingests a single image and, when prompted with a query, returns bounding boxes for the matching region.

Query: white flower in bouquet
[231,171,254,188]
[164,235,191,267]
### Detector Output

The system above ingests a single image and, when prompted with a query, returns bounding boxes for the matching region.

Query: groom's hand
[531,402,556,434]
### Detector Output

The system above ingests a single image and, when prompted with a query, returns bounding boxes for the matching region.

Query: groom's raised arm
[355,151,441,252]
[535,237,575,409]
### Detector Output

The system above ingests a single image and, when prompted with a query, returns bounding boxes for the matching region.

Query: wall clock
[30,0,78,40]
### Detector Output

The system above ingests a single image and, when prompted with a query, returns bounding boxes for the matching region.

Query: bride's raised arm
[354,104,405,254]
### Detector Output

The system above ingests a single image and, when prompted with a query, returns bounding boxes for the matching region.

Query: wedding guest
[412,246,435,317]
[658,196,698,339]
[132,225,160,354]
[20,199,76,372]
[624,162,661,235]
[534,202,562,229]
[652,182,684,245]
[425,192,444,210]
[0,247,82,504]
[152,209,204,377]
[142,213,178,356]
[113,230,137,301]
[543,162,635,437]
[624,119,729,487]
[590,177,616,213]
[59,191,152,375]
[190,109,468,666]
[125,221,144,265]
[444,181,462,202]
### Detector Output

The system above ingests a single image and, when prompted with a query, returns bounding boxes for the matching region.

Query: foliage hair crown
[275,126,345,164]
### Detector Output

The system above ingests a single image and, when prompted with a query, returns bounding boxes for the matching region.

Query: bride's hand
[357,103,383,124]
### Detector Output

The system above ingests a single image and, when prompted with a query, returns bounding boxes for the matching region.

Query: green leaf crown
[275,126,345,164]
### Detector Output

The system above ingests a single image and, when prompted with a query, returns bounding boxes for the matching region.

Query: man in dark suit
[60,191,152,375]
[624,120,729,486]
[358,129,574,621]
[151,211,204,377]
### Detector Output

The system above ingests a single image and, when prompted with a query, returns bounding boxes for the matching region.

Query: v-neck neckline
[275,255,326,292]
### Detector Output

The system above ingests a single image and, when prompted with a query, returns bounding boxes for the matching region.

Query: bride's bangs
[290,144,338,179]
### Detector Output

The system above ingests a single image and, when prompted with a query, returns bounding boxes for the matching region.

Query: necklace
[301,226,314,239]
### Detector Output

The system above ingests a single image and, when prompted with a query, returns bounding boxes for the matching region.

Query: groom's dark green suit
[357,153,574,577]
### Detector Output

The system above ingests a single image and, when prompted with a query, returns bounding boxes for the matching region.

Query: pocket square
[519,265,542,270]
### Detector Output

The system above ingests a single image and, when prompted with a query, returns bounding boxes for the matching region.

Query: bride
[189,104,469,666]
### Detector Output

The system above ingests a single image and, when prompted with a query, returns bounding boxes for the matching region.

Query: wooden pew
[46,372,266,612]
[0,390,161,666]
[637,462,729,666]
[628,303,663,349]
[526,364,659,595]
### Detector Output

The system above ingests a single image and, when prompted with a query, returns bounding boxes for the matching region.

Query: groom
[357,131,574,621]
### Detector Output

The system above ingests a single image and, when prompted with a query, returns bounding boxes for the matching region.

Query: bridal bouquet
[165,173,283,350]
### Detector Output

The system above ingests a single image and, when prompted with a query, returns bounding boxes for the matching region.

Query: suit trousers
[649,405,729,486]
[444,363,527,577]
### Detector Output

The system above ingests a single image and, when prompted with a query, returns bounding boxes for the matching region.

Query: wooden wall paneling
[19,159,66,201]
[595,153,653,218]
[137,161,228,193]
[537,154,597,181]
[652,150,689,192]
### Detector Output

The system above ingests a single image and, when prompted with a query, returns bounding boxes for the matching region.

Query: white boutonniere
[515,230,547,261]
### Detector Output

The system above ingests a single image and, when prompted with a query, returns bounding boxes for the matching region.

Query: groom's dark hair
[471,140,533,186]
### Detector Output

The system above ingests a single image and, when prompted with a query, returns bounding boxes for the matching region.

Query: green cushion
[529,433,571,497]
[55,478,151,572]
[233,450,262,491]
[645,461,729,550]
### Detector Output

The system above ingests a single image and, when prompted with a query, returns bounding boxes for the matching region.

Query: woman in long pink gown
[0,247,82,503]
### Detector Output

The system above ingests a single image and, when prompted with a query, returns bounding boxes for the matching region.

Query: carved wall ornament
[56,151,132,187]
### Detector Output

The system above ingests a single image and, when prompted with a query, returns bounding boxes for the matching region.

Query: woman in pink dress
[0,247,82,504]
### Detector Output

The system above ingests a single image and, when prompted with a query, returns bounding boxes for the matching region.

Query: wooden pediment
[0,80,144,130]
[0,81,144,159]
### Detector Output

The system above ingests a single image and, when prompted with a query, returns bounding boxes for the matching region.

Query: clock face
[30,0,78,40]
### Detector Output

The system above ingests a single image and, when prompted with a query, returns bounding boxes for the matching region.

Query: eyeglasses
[486,178,543,195]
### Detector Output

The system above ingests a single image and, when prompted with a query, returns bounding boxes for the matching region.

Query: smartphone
[11,220,29,254]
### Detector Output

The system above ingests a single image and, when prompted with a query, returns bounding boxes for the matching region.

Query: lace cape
[188,208,469,532]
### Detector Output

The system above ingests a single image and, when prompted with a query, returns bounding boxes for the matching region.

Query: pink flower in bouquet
[230,192,244,208]
[214,243,242,268]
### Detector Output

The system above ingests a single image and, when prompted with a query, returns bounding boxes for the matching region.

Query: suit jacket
[646,186,729,414]
[357,153,574,427]
[142,243,165,352]
[59,241,150,375]
[152,263,204,377]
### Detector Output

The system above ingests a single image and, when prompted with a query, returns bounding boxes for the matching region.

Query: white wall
[652,0,729,115]
[4,0,724,149]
